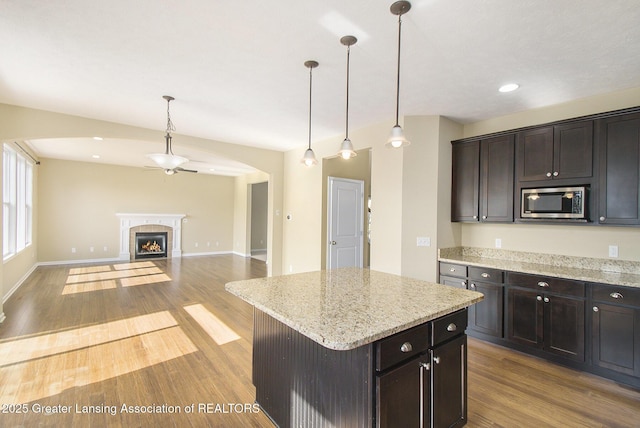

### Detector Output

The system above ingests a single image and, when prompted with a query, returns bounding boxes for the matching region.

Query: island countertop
[225,267,483,351]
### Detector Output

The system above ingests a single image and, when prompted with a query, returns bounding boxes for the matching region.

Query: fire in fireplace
[135,232,168,259]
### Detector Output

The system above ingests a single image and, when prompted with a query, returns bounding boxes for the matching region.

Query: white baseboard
[3,263,38,304]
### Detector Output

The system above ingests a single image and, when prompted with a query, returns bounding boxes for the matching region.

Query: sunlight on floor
[183,304,241,345]
[62,261,172,294]
[0,311,197,403]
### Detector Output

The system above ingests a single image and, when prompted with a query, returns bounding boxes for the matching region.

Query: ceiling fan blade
[175,167,198,173]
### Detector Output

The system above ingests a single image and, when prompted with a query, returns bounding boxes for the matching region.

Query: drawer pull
[470,283,476,289]
[446,323,457,332]
[593,306,599,312]
[610,292,624,299]
[538,281,549,288]
[449,267,456,272]
[400,342,413,353]
[537,295,543,301]
[481,272,490,278]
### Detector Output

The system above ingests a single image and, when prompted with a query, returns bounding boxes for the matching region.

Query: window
[3,144,33,259]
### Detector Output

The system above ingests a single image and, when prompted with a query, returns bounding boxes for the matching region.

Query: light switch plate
[609,245,619,258]
[416,237,431,247]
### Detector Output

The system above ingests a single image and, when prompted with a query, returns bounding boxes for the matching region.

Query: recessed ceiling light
[93,136,103,141]
[499,83,519,93]
[92,154,101,159]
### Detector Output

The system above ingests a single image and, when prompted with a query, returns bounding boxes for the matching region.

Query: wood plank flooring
[0,255,639,427]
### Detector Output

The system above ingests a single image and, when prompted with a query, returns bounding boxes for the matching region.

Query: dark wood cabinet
[597,112,640,225]
[451,141,480,222]
[591,284,640,377]
[376,310,468,428]
[506,273,585,362]
[452,135,514,223]
[480,135,514,222]
[467,266,504,338]
[517,121,593,182]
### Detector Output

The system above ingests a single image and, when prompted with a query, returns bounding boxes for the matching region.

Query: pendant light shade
[148,95,189,168]
[386,1,411,149]
[337,35,358,160]
[301,60,319,167]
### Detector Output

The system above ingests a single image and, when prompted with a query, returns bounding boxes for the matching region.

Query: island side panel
[253,309,374,427]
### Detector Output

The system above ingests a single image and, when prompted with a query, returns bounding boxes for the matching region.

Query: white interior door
[327,177,364,270]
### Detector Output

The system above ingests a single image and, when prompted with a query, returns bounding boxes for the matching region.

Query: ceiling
[1,0,639,175]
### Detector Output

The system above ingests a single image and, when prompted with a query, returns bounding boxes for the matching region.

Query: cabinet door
[439,275,467,289]
[431,335,467,428]
[517,127,554,181]
[597,112,640,225]
[592,303,640,376]
[553,121,593,180]
[376,354,428,428]
[507,287,543,348]
[543,294,585,362]
[451,141,480,222]
[468,281,504,338]
[480,135,514,222]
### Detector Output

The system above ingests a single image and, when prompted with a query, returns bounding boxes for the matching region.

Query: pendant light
[337,35,358,160]
[301,60,319,167]
[148,95,189,169]
[386,1,411,149]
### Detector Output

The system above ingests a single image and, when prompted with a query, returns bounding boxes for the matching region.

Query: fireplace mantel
[116,213,186,260]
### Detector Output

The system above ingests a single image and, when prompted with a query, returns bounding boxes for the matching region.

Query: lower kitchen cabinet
[376,310,468,428]
[591,284,640,377]
[506,273,585,362]
[467,267,504,338]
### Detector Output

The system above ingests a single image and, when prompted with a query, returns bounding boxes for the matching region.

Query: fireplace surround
[116,213,185,260]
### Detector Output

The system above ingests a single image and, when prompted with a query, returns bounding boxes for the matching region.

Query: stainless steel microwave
[521,186,586,219]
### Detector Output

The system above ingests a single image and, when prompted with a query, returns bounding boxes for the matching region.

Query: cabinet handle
[599,216,606,222]
[546,172,552,177]
[610,292,624,299]
[449,267,456,272]
[482,215,487,220]
[420,361,431,370]
[462,280,467,287]
[538,281,549,288]
[473,215,478,219]
[593,306,599,312]
[400,342,413,353]
[470,283,476,289]
[553,171,559,177]
[536,295,543,301]
[544,297,550,303]
[447,323,457,332]
[481,272,490,278]
[433,356,441,364]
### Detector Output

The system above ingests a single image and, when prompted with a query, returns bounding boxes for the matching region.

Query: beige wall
[461,86,640,262]
[37,158,236,262]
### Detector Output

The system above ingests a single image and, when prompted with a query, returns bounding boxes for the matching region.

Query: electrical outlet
[495,238,502,249]
[609,245,619,258]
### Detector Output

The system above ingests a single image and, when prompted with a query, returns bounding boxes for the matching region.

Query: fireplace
[116,213,185,260]
[135,232,168,259]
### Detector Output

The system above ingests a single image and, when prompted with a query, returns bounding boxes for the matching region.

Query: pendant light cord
[308,66,313,151]
[345,44,351,140]
[395,13,402,127]
[165,98,176,155]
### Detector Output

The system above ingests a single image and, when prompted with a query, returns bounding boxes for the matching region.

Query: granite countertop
[438,247,640,288]
[225,267,483,351]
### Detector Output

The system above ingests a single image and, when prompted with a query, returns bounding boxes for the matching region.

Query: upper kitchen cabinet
[597,112,640,225]
[451,135,515,222]
[452,140,480,222]
[517,121,593,183]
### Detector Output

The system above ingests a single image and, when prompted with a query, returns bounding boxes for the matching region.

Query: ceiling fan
[146,95,197,175]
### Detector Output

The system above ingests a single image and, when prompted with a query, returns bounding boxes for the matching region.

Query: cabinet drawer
[592,284,640,307]
[440,263,467,278]
[376,323,430,372]
[432,309,467,347]
[468,266,504,283]
[507,272,585,297]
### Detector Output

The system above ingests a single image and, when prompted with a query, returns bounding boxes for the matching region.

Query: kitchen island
[226,267,483,427]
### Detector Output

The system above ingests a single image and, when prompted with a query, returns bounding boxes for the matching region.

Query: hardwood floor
[0,255,638,427]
